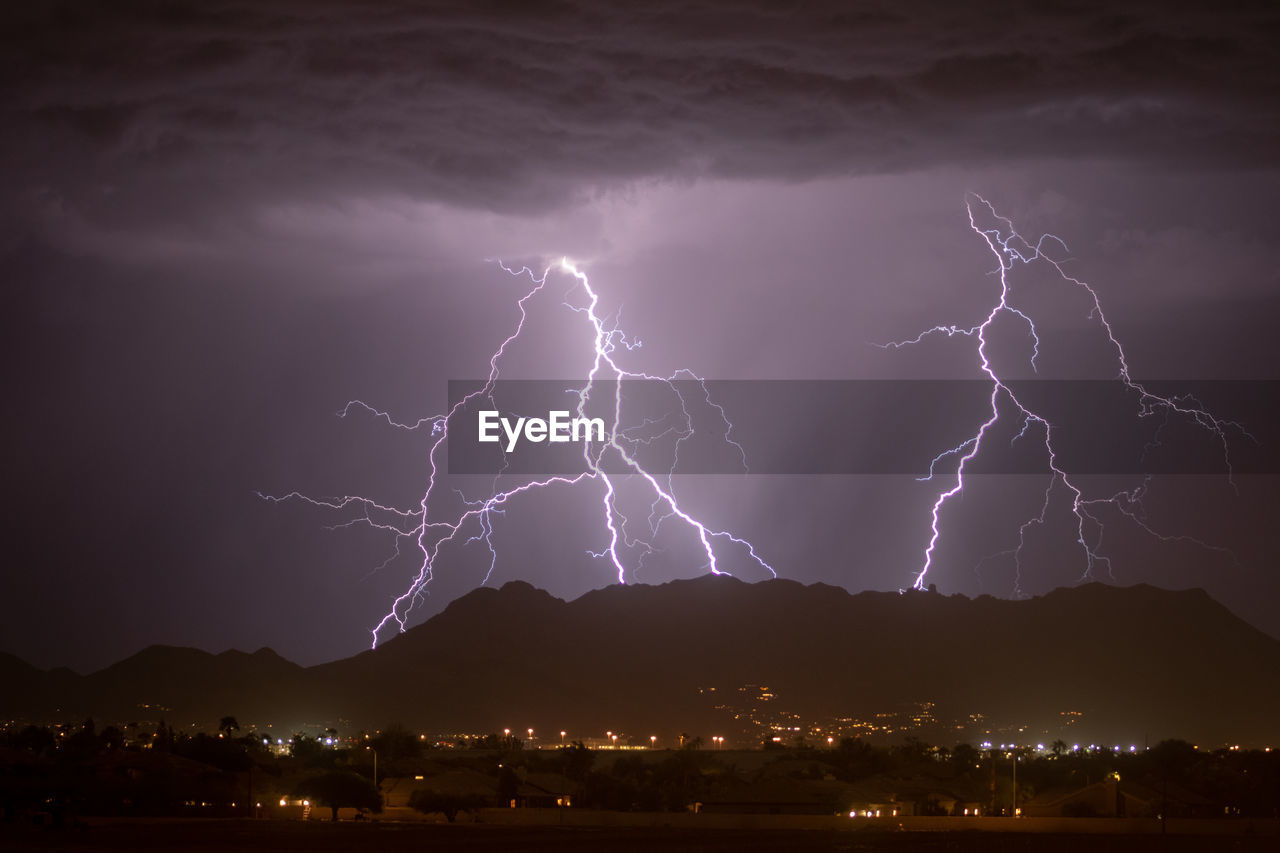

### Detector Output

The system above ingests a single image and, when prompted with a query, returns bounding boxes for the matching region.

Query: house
[1022,776,1213,818]
[513,772,577,808]
[378,768,494,809]
[845,774,984,817]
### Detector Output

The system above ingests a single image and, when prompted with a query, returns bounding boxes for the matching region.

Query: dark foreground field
[1,821,1277,853]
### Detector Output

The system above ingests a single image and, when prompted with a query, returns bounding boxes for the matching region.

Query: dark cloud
[3,0,1277,246]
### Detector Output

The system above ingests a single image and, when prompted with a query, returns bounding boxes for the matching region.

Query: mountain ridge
[3,579,1277,746]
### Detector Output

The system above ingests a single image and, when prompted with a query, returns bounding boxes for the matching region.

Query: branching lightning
[885,193,1247,594]
[262,259,774,647]
[264,195,1244,640]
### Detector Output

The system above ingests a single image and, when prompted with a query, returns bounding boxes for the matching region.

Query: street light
[560,730,567,745]
[650,735,657,748]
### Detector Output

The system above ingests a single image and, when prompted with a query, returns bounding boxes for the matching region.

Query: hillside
[3,579,1277,746]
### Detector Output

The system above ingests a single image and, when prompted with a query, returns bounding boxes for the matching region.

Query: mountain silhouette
[3,579,1277,746]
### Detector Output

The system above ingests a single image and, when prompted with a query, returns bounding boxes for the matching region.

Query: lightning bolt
[885,193,1248,594]
[263,259,774,647]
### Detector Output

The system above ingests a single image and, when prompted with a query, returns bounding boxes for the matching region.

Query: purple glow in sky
[2,1,1278,671]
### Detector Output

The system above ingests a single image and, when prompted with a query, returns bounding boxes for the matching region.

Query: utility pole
[1011,751,1017,817]
[988,747,998,814]
[990,751,996,815]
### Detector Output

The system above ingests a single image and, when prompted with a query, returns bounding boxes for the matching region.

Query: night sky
[3,1,1279,673]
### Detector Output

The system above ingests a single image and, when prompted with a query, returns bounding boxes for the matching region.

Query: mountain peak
[3,581,1276,746]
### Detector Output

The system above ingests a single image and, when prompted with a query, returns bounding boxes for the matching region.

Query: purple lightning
[263,259,774,647]
[885,193,1246,594]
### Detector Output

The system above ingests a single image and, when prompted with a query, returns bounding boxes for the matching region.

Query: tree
[560,741,595,781]
[153,720,174,752]
[497,765,519,806]
[471,733,502,750]
[9,725,57,757]
[1050,739,1068,757]
[895,735,932,761]
[408,790,490,822]
[295,770,382,821]
[832,737,886,781]
[290,732,324,765]
[62,718,103,762]
[371,724,423,761]
[100,725,125,752]
[175,732,251,772]
[219,716,240,740]
[951,743,980,771]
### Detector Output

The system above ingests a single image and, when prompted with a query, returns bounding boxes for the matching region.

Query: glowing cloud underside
[263,259,775,647]
[885,194,1245,593]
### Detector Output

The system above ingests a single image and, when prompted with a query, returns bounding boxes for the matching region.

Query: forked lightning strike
[263,259,774,647]
[886,193,1246,593]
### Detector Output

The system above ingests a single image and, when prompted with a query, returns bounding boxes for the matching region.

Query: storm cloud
[4,0,1278,252]
[2,1,1278,672]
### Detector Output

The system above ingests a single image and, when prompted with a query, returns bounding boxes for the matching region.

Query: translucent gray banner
[446,380,1275,476]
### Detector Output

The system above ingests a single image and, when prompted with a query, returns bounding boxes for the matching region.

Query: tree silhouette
[295,770,381,821]
[290,732,324,765]
[408,790,490,822]
[371,724,423,761]
[99,725,125,751]
[219,716,240,739]
[560,741,595,781]
[497,765,519,806]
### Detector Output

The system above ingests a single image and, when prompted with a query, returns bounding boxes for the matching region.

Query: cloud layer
[4,0,1277,244]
